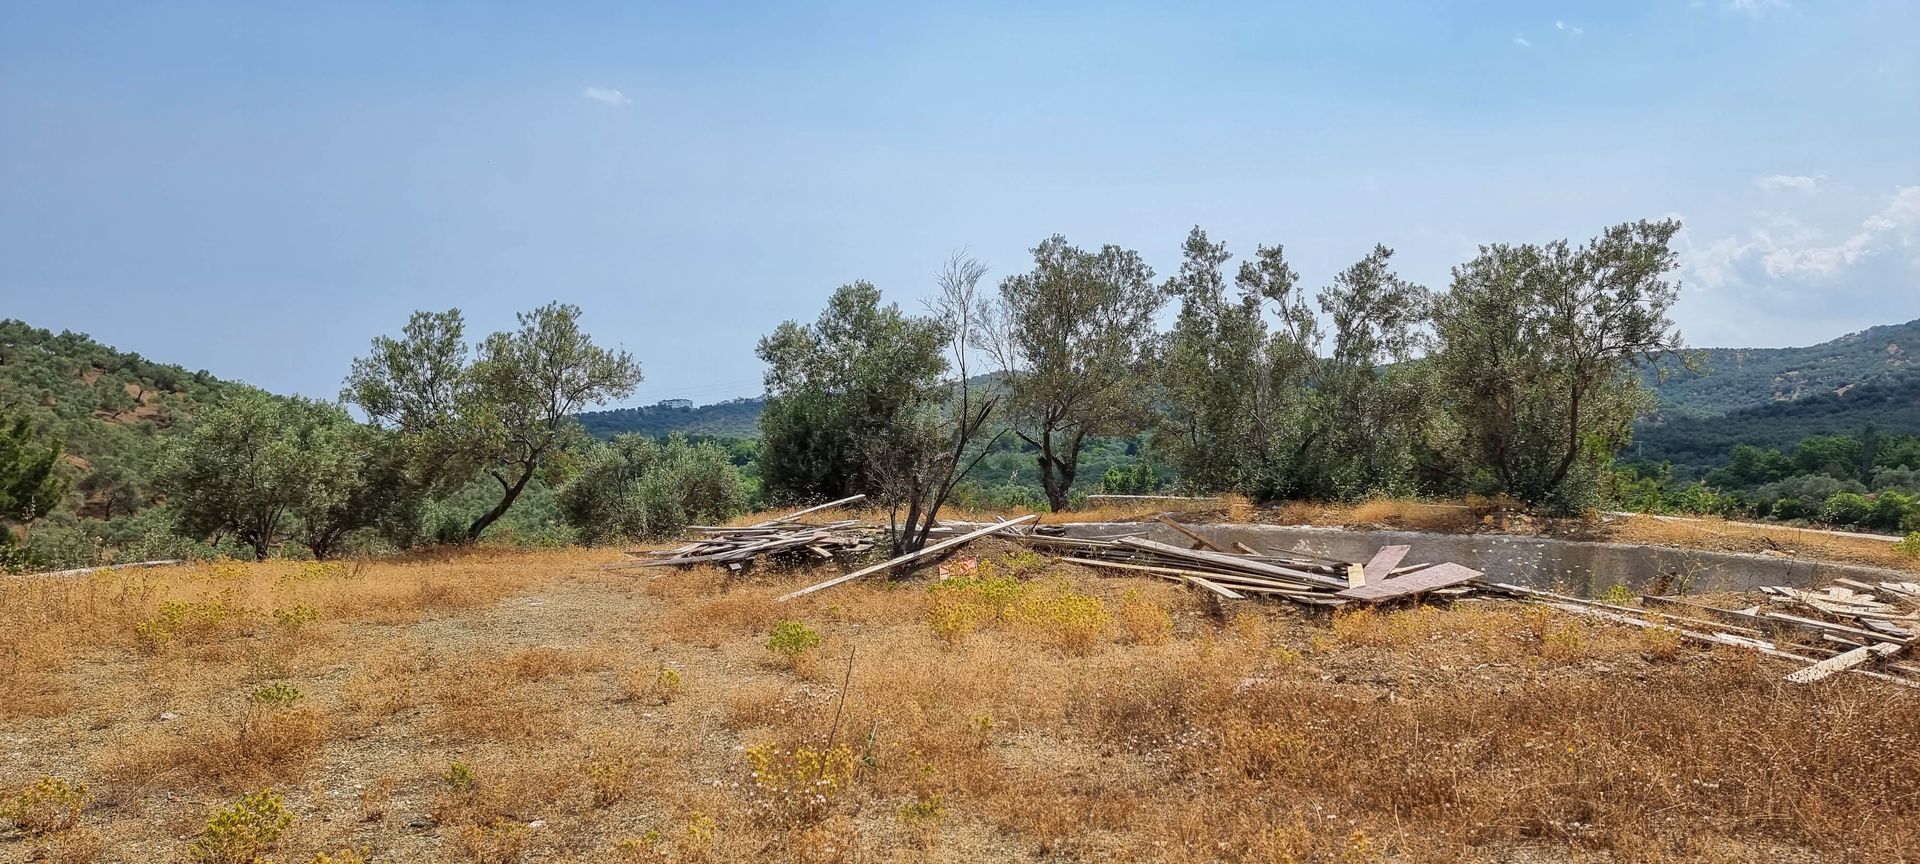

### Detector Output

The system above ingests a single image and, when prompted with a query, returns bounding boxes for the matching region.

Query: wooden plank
[1785,642,1903,684]
[1059,557,1318,591]
[1336,562,1482,601]
[1362,545,1411,582]
[775,515,1037,602]
[1154,515,1231,554]
[1116,537,1350,589]
[748,494,866,527]
[1477,583,1767,636]
[1232,542,1260,556]
[1182,575,1246,601]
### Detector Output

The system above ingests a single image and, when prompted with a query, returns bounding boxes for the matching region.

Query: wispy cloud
[1554,20,1585,36]
[581,86,632,107]
[1754,174,1820,193]
[1724,0,1789,15]
[1512,35,1534,49]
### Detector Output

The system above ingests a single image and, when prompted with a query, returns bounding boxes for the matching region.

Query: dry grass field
[4,534,1919,863]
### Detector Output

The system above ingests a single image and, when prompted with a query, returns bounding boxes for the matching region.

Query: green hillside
[1643,318,1919,417]
[578,398,763,439]
[0,319,257,521]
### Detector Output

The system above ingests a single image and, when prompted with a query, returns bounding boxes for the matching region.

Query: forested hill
[1642,318,1919,417]
[0,319,258,519]
[578,398,763,439]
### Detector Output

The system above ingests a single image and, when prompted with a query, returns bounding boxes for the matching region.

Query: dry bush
[721,678,791,730]
[1,775,92,835]
[662,588,781,646]
[1115,588,1174,645]
[454,818,529,864]
[97,703,324,792]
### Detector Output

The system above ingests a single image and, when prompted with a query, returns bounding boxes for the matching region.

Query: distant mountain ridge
[1644,318,1919,417]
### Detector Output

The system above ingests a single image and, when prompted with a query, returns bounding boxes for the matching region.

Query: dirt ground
[2,537,1917,863]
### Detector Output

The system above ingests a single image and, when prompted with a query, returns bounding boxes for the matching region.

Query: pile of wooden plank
[1478,578,1919,688]
[1015,516,1485,609]
[617,495,878,572]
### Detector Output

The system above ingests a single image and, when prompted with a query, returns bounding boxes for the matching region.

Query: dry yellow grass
[2,544,1915,863]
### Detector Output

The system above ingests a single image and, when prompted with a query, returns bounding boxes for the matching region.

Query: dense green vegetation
[4,228,1918,569]
[1615,425,1920,533]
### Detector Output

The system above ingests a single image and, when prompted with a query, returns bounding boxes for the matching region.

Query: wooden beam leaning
[775,515,1038,603]
[1154,515,1232,554]
[748,494,867,527]
[1362,545,1410,582]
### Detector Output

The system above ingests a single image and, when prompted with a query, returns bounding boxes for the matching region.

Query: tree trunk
[467,463,536,542]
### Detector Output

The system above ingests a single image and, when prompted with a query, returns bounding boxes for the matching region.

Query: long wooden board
[775,515,1037,602]
[1334,562,1482,601]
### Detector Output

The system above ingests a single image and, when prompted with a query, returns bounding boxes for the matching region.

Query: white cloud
[582,86,632,107]
[1724,0,1789,14]
[1554,20,1585,35]
[1512,35,1533,49]
[1754,174,1820,192]
[1689,184,1920,285]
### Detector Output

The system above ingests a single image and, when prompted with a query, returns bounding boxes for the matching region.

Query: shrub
[271,603,320,632]
[1,776,90,835]
[586,756,634,807]
[189,789,292,864]
[307,850,371,864]
[766,620,821,665]
[1820,492,1873,526]
[746,744,855,826]
[1897,532,1920,559]
[1007,580,1110,654]
[1116,589,1173,645]
[557,434,751,544]
[445,761,479,794]
[248,682,303,708]
[1869,491,1915,532]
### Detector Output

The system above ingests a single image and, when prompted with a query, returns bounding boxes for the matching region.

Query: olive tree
[1158,227,1322,499]
[158,392,363,559]
[1431,219,1684,511]
[985,236,1162,511]
[344,303,642,542]
[755,282,948,504]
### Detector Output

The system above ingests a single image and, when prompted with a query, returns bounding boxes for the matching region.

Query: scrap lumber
[1182,575,1247,601]
[1784,642,1904,684]
[1155,515,1231,553]
[775,515,1038,602]
[1535,600,1920,690]
[1362,545,1410,582]
[1115,537,1350,589]
[747,494,867,526]
[1336,562,1482,601]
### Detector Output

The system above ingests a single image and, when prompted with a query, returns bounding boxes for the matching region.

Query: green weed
[188,789,292,864]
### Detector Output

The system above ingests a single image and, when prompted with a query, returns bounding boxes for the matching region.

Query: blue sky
[3,1,1916,406]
